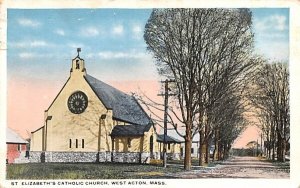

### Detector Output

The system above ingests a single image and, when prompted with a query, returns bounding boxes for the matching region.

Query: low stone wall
[46,152,98,163]
[151,152,160,160]
[112,152,141,163]
[29,151,160,163]
[29,151,43,163]
[167,153,181,160]
[29,151,111,163]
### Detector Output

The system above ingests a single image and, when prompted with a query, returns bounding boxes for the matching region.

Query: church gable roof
[84,74,151,126]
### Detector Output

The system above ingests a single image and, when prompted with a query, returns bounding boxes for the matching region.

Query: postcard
[0,1,299,188]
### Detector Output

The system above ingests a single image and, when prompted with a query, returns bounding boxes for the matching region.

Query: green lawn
[6,162,184,179]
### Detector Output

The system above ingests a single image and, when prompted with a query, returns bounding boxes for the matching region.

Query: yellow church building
[29,50,166,163]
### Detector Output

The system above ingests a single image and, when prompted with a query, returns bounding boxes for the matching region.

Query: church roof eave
[46,77,71,112]
[72,56,84,61]
[31,126,44,134]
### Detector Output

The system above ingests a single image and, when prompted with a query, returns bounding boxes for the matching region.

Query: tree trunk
[204,119,210,164]
[184,138,192,170]
[218,142,222,160]
[213,129,219,161]
[277,132,282,161]
[199,129,205,166]
[270,120,275,160]
[184,121,192,170]
[282,140,286,162]
[205,140,209,164]
[271,126,276,161]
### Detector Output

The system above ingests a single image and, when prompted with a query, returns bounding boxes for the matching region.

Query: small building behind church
[6,128,28,164]
[30,51,161,163]
[156,134,181,160]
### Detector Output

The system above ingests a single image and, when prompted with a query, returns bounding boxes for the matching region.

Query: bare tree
[211,90,249,161]
[249,61,289,162]
[144,8,256,169]
[144,9,200,170]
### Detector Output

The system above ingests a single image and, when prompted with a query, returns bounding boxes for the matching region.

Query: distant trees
[213,93,249,160]
[249,61,289,162]
[144,8,256,170]
[245,140,260,156]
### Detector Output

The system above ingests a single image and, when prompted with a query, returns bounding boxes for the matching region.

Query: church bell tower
[70,48,86,76]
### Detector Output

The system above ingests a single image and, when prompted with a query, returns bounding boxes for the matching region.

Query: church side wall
[99,110,113,152]
[112,127,160,153]
[114,137,142,152]
[30,128,43,151]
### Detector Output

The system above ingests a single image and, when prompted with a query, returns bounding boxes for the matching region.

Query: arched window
[127,138,131,148]
[150,135,153,153]
[76,60,80,69]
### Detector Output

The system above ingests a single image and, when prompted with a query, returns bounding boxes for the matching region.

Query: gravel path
[167,156,290,178]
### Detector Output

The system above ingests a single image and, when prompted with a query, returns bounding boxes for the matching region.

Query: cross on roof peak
[77,48,81,57]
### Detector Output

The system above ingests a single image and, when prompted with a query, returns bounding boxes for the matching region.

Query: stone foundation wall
[29,151,43,163]
[151,152,160,160]
[167,153,181,160]
[29,151,161,163]
[112,152,141,163]
[46,152,101,163]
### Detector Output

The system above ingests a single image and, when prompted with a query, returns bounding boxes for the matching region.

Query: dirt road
[169,156,290,178]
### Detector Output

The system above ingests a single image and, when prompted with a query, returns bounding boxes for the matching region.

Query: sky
[7,8,289,147]
[7,9,157,82]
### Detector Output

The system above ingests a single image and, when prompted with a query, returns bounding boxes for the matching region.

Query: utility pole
[158,79,176,168]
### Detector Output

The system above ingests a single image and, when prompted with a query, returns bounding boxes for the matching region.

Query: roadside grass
[258,157,290,172]
[260,157,290,165]
[268,161,290,172]
[168,158,219,167]
[6,162,184,179]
